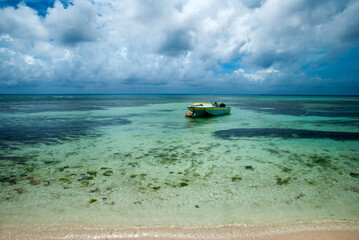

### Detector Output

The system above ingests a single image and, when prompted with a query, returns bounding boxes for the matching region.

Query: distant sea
[0,94,358,226]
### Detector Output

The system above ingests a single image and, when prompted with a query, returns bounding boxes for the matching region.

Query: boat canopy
[192,102,213,107]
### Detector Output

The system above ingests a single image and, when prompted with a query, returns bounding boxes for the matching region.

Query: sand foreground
[1,221,358,240]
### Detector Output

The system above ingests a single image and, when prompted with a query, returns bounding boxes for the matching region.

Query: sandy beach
[1,221,358,240]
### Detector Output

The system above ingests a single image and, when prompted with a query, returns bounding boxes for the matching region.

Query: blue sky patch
[0,0,71,16]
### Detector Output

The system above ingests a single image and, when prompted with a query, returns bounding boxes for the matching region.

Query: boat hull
[187,106,231,116]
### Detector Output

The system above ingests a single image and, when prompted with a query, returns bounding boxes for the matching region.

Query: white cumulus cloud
[0,0,358,94]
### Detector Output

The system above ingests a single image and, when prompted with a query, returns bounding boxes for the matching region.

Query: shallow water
[0,95,358,226]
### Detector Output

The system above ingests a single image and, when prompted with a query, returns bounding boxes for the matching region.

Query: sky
[0,0,359,94]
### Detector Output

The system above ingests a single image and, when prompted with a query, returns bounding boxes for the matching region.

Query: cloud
[0,4,47,40]
[324,1,359,45]
[234,68,279,83]
[158,29,193,56]
[0,0,358,94]
[45,1,99,45]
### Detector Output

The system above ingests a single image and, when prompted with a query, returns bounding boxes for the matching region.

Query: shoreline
[1,221,358,240]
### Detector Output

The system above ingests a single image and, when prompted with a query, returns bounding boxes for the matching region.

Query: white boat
[186,102,231,117]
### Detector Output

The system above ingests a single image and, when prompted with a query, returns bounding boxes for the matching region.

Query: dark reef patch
[1,94,198,148]
[0,156,33,164]
[0,175,17,185]
[301,120,359,127]
[0,115,131,149]
[0,95,191,113]
[213,128,359,140]
[157,110,174,112]
[232,98,359,117]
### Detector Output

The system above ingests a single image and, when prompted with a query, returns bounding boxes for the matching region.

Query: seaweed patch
[213,128,359,140]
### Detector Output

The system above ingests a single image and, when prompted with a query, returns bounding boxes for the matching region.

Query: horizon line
[1,93,359,97]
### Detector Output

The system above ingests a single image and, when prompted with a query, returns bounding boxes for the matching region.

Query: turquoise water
[0,95,358,226]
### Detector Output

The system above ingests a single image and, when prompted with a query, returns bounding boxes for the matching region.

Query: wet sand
[1,221,358,240]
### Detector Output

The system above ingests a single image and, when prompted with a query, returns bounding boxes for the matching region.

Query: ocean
[0,94,358,227]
